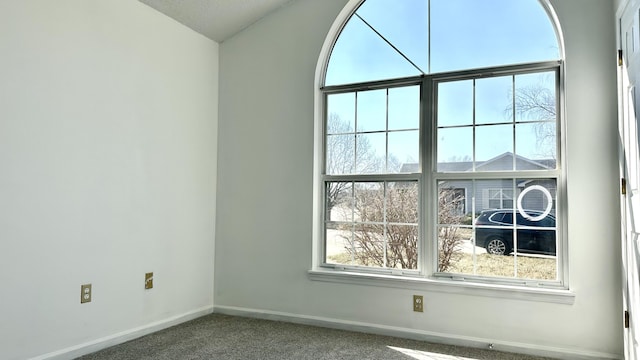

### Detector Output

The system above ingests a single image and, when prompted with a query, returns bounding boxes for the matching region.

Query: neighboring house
[400,152,557,216]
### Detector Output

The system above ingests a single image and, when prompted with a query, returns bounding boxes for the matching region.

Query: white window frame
[311,61,571,303]
[310,0,571,303]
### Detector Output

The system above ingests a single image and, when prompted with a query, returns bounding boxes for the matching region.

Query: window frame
[321,76,424,276]
[316,60,568,291]
[429,62,565,287]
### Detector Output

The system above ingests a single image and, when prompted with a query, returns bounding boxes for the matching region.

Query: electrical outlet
[413,295,423,312]
[81,284,92,303]
[145,272,153,289]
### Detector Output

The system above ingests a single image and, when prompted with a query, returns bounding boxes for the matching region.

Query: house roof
[399,152,556,173]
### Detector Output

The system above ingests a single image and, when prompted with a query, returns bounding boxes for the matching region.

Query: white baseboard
[213,305,621,360]
[31,306,214,360]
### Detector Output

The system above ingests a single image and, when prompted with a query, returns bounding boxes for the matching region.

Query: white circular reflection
[516,185,553,221]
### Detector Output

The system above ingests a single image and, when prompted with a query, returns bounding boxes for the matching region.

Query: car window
[488,212,504,223]
[501,212,513,225]
[539,216,555,227]
[515,212,555,227]
[516,214,530,226]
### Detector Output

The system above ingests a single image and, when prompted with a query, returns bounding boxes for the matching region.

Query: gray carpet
[77,313,552,360]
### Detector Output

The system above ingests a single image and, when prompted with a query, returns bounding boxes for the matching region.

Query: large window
[318,0,564,287]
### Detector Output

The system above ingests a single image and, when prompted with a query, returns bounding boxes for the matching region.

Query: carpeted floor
[77,313,553,360]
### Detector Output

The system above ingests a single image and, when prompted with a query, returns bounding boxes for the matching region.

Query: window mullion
[472,79,477,172]
[354,92,359,174]
[385,89,390,173]
[511,75,517,171]
[422,76,434,276]
[383,182,388,268]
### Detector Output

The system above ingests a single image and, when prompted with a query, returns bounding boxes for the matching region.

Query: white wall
[216,0,622,358]
[0,1,218,359]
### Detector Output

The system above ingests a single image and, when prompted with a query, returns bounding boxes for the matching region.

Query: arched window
[325,0,560,86]
[316,0,565,287]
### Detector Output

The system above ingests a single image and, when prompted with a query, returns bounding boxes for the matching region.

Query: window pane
[474,254,516,278]
[325,181,418,270]
[437,80,473,127]
[325,0,560,84]
[430,0,560,73]
[327,93,355,133]
[356,133,386,174]
[437,127,473,171]
[513,178,557,279]
[325,225,353,265]
[516,122,557,169]
[354,182,385,223]
[389,85,419,130]
[515,179,556,216]
[387,182,419,224]
[474,179,514,213]
[356,0,429,74]
[326,134,354,175]
[514,226,556,255]
[388,130,419,173]
[435,178,555,278]
[515,71,557,122]
[357,89,386,132]
[352,224,386,267]
[441,180,558,280]
[438,181,470,225]
[476,124,514,170]
[437,225,473,273]
[325,15,421,86]
[326,182,353,222]
[388,225,418,269]
[514,255,557,280]
[476,76,513,125]
[450,179,558,276]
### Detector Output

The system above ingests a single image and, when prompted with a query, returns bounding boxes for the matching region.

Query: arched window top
[324,0,562,86]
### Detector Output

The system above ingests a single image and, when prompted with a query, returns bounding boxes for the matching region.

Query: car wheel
[486,237,510,255]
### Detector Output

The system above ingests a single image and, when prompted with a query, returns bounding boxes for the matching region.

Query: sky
[325,0,560,85]
[325,0,560,173]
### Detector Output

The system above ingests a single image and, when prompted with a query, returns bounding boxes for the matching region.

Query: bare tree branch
[506,82,557,160]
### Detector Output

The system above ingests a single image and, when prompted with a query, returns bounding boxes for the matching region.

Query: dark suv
[474,209,556,256]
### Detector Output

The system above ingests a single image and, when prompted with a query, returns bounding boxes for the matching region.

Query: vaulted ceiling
[138,0,295,42]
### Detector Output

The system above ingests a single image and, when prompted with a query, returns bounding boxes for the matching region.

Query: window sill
[307,269,575,305]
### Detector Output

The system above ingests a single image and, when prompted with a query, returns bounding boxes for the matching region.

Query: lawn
[328,252,556,281]
[448,253,556,280]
